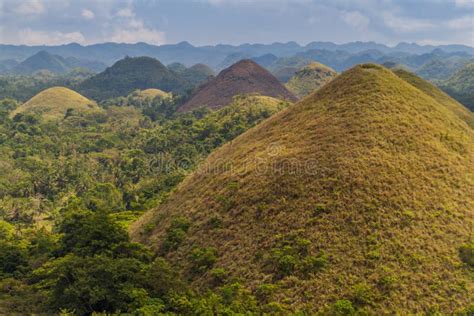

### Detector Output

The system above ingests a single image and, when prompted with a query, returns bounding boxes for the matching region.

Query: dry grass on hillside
[132,64,473,313]
[10,86,102,121]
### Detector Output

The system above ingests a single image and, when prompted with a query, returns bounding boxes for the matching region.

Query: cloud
[446,16,473,30]
[342,10,369,31]
[116,7,134,17]
[13,0,45,15]
[81,9,95,20]
[382,12,435,32]
[455,0,474,8]
[16,28,86,45]
[110,27,166,44]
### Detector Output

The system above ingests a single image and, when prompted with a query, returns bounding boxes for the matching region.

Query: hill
[77,56,186,101]
[132,64,473,313]
[170,63,215,87]
[286,62,337,98]
[8,51,106,75]
[133,88,171,100]
[438,62,474,111]
[179,59,297,111]
[392,68,474,128]
[10,87,102,121]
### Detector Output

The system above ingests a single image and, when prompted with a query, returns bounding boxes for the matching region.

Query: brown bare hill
[132,64,473,313]
[179,59,297,112]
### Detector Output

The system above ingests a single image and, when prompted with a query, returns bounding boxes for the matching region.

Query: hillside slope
[393,68,474,128]
[132,64,473,313]
[179,59,297,111]
[286,62,337,98]
[10,87,102,121]
[77,56,186,101]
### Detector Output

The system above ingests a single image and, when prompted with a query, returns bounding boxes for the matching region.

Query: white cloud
[446,16,473,30]
[16,28,86,45]
[342,10,369,31]
[455,0,474,8]
[81,9,95,20]
[13,0,44,15]
[382,12,435,32]
[116,7,134,17]
[110,27,166,44]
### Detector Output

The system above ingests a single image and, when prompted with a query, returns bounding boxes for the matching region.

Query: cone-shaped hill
[132,64,473,313]
[179,59,297,112]
[10,87,102,121]
[77,56,186,101]
[286,62,338,98]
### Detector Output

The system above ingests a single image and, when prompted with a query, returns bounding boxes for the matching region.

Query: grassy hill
[179,59,297,112]
[10,86,102,121]
[438,62,474,111]
[133,88,171,100]
[286,62,337,98]
[132,64,473,314]
[77,56,186,101]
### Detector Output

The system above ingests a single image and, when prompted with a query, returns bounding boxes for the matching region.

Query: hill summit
[10,87,102,121]
[133,64,473,313]
[286,62,337,98]
[77,56,186,101]
[179,59,297,111]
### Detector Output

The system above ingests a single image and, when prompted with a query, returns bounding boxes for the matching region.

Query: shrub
[331,299,356,316]
[255,283,278,303]
[352,282,374,306]
[459,242,474,267]
[210,268,227,285]
[161,217,190,253]
[301,251,328,276]
[190,247,218,273]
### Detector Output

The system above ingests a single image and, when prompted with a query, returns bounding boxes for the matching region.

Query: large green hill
[77,56,186,101]
[132,64,473,313]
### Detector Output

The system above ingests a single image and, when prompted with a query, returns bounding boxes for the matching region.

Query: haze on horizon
[0,0,472,47]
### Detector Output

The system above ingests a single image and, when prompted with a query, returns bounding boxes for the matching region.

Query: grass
[10,86,103,122]
[286,62,337,98]
[393,68,474,128]
[132,88,171,100]
[131,64,473,313]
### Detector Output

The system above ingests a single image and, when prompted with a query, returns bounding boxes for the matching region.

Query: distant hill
[133,88,171,100]
[393,68,474,127]
[286,62,337,98]
[438,63,474,111]
[7,51,106,75]
[10,87,102,121]
[415,57,472,80]
[77,56,186,101]
[0,41,471,68]
[179,59,297,111]
[176,63,215,87]
[132,64,473,313]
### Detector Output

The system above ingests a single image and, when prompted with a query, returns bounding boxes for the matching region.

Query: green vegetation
[133,64,474,314]
[286,62,337,98]
[438,62,474,111]
[0,91,288,314]
[77,56,187,101]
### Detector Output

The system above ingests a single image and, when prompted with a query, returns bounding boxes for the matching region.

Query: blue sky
[0,0,472,46]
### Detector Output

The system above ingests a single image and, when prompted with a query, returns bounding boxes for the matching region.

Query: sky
[0,0,472,47]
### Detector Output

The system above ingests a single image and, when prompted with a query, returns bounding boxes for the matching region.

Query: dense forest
[0,93,294,314]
